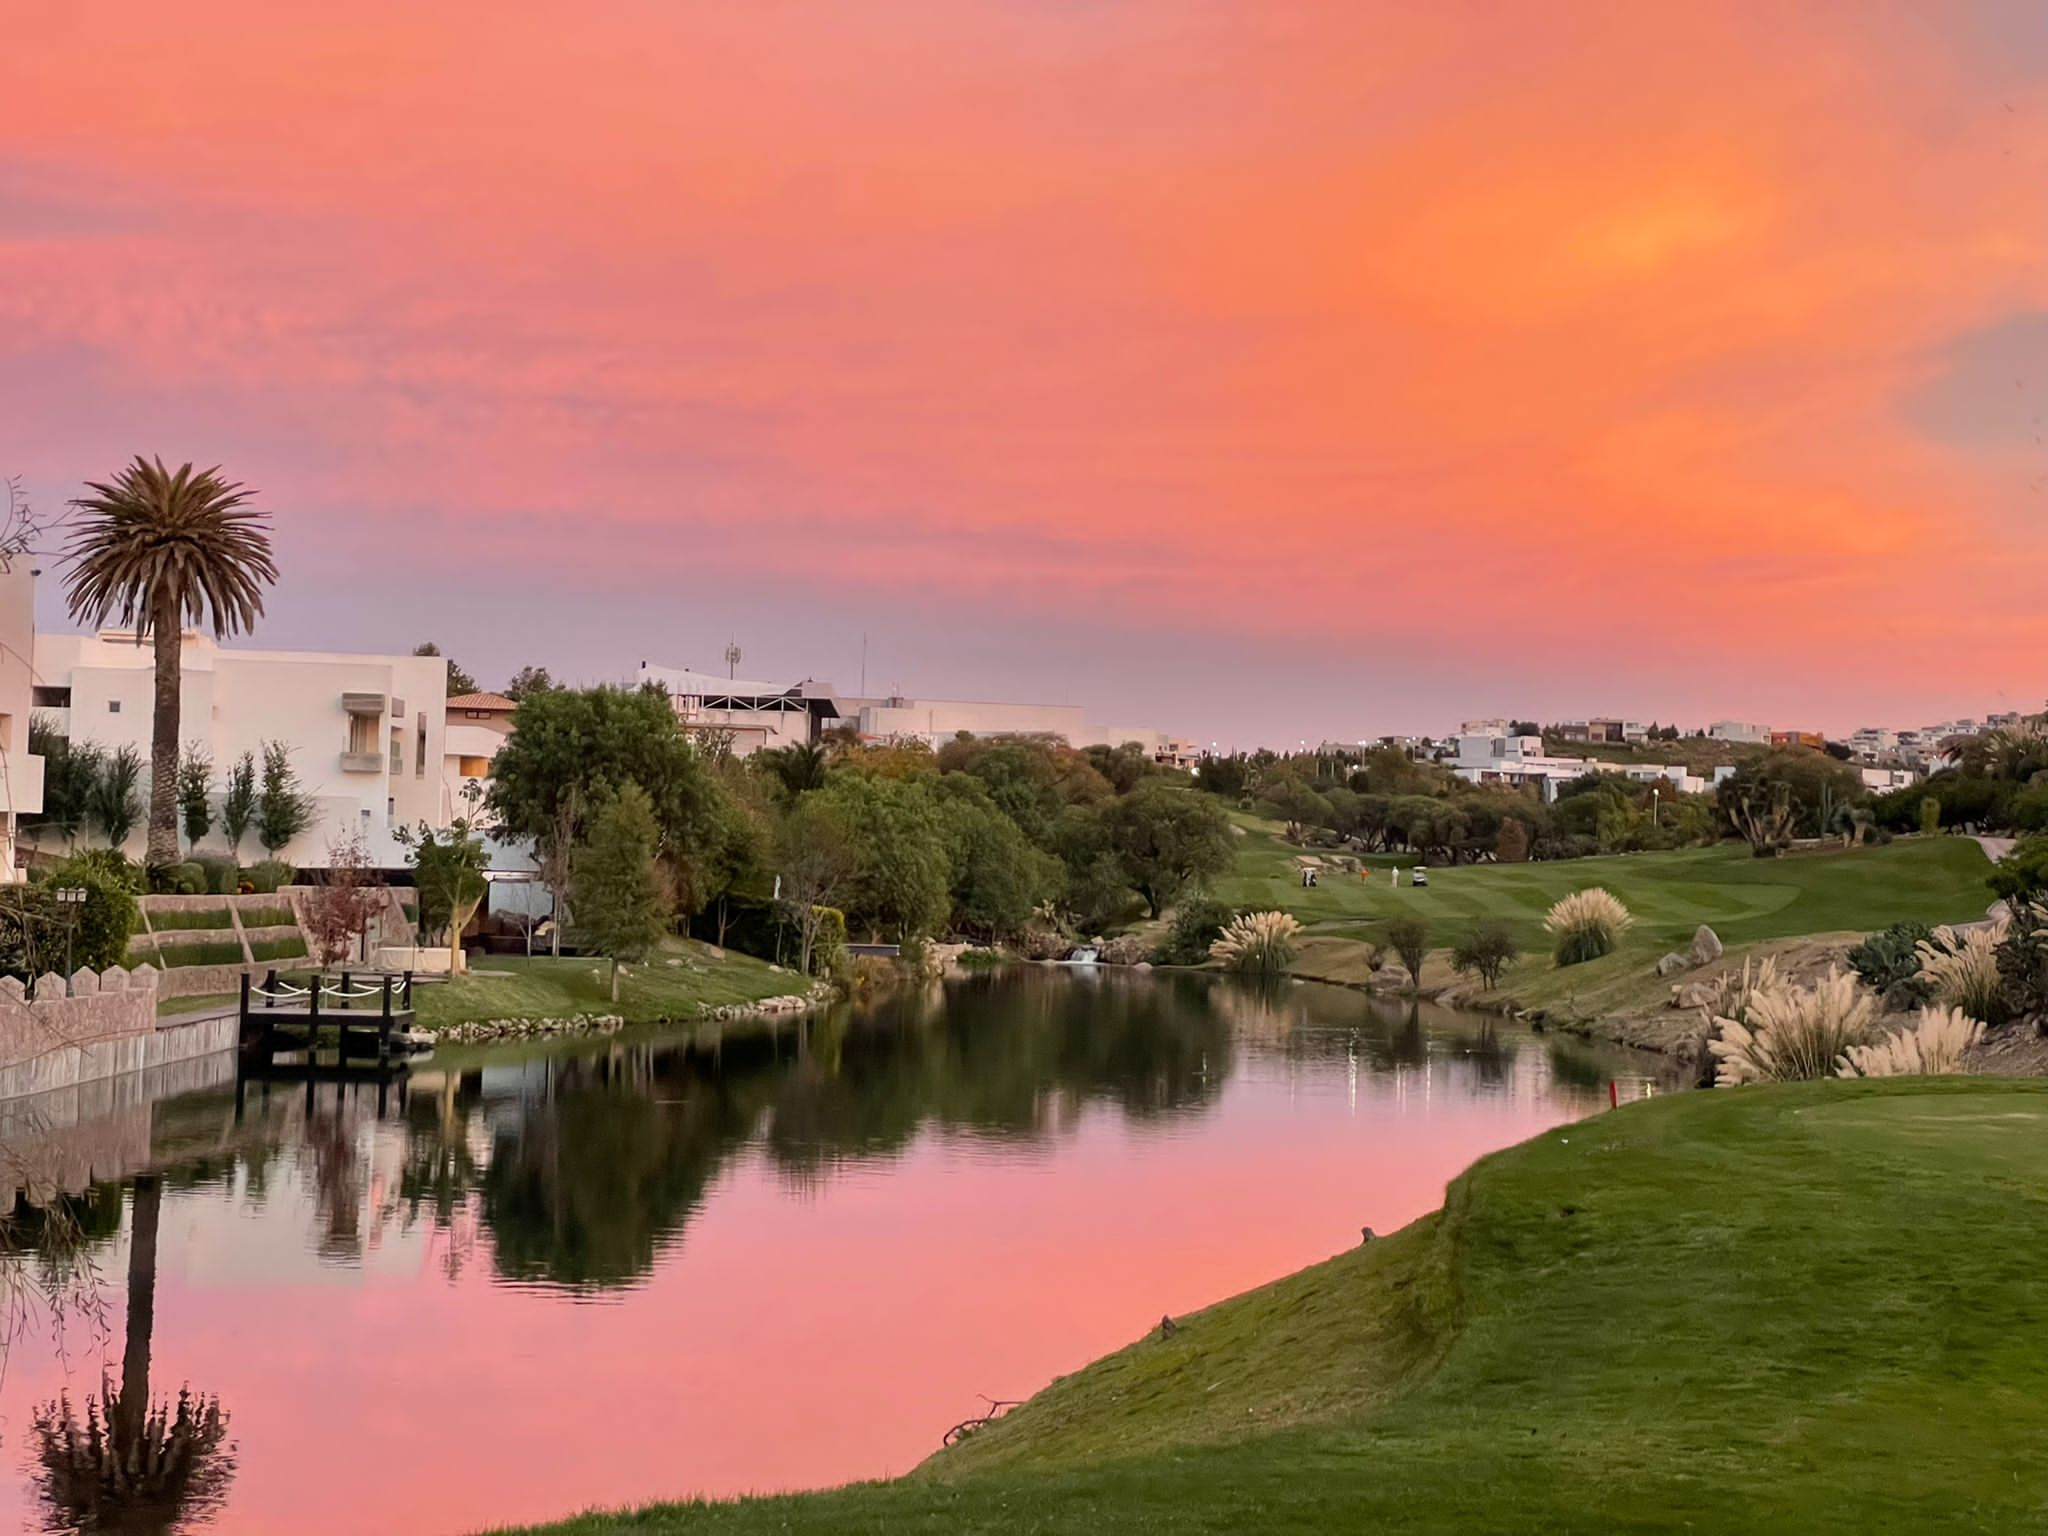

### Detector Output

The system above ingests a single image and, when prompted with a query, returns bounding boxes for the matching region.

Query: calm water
[0,969,1659,1535]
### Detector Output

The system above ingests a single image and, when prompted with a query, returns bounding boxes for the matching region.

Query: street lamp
[54,886,87,976]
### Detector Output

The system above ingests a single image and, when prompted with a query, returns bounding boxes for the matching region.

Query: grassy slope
[500,1079,2048,1534]
[409,941,802,1031]
[1212,817,1994,953]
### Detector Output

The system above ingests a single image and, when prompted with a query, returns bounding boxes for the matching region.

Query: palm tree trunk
[115,1175,161,1450]
[147,592,182,869]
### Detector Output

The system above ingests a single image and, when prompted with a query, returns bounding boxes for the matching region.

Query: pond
[0,969,1663,1534]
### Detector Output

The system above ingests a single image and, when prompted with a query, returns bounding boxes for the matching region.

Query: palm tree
[32,1176,238,1531]
[66,458,277,872]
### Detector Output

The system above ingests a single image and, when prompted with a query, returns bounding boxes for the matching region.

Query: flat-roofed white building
[1709,720,1771,744]
[636,663,842,758]
[0,568,43,880]
[33,629,450,868]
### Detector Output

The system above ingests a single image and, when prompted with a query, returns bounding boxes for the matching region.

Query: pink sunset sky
[7,2,2047,744]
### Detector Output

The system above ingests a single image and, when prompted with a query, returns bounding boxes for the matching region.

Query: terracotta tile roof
[447,691,519,711]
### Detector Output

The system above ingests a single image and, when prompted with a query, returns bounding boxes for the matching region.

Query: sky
[5,2,2048,746]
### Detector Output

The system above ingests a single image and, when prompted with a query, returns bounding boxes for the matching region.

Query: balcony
[339,751,386,774]
[342,692,387,717]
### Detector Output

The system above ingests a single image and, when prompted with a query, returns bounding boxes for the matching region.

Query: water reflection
[0,969,1660,1534]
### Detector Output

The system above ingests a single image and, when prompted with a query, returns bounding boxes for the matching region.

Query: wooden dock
[238,970,418,1065]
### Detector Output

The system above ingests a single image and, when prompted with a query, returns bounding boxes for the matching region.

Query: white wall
[34,631,449,869]
[0,569,41,880]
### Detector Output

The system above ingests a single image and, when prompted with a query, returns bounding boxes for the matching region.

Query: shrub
[147,905,233,932]
[955,946,1006,970]
[1208,911,1301,973]
[238,904,297,930]
[1837,1006,1984,1078]
[1384,916,1428,987]
[1544,888,1633,967]
[0,873,140,980]
[158,860,207,896]
[243,859,295,895]
[1161,898,1237,966]
[1710,966,1878,1085]
[812,905,848,980]
[192,854,241,895]
[1493,819,1529,864]
[1451,922,1519,989]
[249,935,307,962]
[1919,795,1941,836]
[1989,836,2048,904]
[1916,923,2010,1026]
[47,846,141,894]
[1996,901,2048,1027]
[1846,921,1934,1008]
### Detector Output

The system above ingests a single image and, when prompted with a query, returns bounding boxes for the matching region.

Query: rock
[1158,1315,1179,1339]
[769,963,784,973]
[1360,1226,1376,1244]
[1656,952,1691,977]
[1989,900,2013,924]
[1687,925,1723,966]
[1674,981,1719,1012]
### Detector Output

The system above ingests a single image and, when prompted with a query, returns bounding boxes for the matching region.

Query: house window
[31,686,69,708]
[107,700,121,714]
[416,713,427,777]
[390,727,404,774]
[458,755,490,778]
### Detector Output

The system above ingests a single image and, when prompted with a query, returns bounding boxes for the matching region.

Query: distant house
[1771,730,1827,750]
[444,692,519,791]
[1709,720,1771,745]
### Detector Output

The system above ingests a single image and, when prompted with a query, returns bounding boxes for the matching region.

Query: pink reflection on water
[1,1022,1614,1535]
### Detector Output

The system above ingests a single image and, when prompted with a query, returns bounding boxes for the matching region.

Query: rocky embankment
[432,983,835,1044]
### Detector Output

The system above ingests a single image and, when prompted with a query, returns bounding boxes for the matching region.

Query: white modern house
[32,630,452,869]
[636,662,843,757]
[0,568,44,880]
[1709,720,1771,744]
[1451,731,1709,801]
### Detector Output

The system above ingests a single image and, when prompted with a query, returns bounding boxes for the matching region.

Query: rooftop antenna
[723,640,741,680]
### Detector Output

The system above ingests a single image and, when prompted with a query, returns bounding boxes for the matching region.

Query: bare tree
[0,474,46,572]
[301,831,383,967]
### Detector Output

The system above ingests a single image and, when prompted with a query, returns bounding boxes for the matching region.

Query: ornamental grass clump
[1544,888,1633,967]
[1916,921,2010,1026]
[1209,910,1301,974]
[1709,965,1878,1086]
[1836,1006,1985,1079]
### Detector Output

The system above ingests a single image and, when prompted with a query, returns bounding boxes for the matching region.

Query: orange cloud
[4,3,2046,734]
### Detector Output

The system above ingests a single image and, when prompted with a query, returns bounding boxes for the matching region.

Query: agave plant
[1544,888,1634,967]
[1209,910,1301,973]
[1710,966,1878,1085]
[1836,1006,1985,1078]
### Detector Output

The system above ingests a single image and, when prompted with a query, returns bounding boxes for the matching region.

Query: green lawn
[499,1078,2048,1534]
[409,941,805,1032]
[1213,817,1995,952]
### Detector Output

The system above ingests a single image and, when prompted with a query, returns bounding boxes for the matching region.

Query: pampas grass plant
[1710,965,1877,1086]
[1916,921,2010,1026]
[1836,1006,1984,1078]
[1209,910,1301,974]
[1544,888,1634,967]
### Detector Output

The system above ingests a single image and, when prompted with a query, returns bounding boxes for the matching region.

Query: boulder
[1674,980,1720,1012]
[1688,925,1724,967]
[1655,951,1691,978]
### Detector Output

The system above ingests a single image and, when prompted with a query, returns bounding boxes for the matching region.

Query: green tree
[1258,774,1333,843]
[933,774,1061,940]
[820,773,950,939]
[415,641,478,697]
[176,743,212,849]
[503,664,554,701]
[486,685,718,888]
[20,720,100,851]
[574,784,668,1002]
[401,817,489,974]
[778,795,860,975]
[64,457,276,871]
[88,744,143,849]
[1101,784,1235,918]
[756,740,830,800]
[1920,795,1942,836]
[219,750,257,859]
[255,740,315,855]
